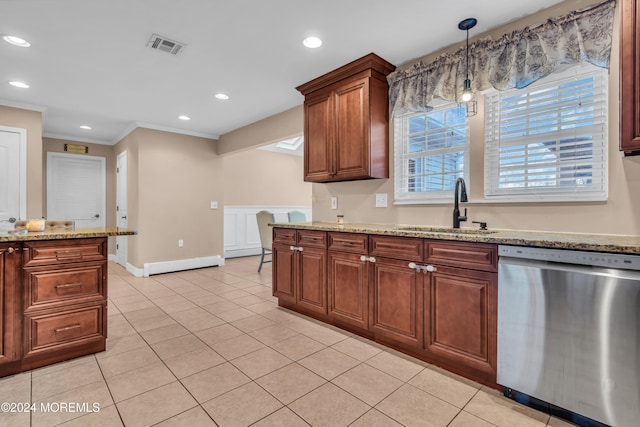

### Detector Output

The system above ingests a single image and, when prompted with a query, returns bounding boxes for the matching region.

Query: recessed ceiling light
[178,115,191,120]
[9,81,29,88]
[80,125,92,130]
[2,35,30,47]
[214,93,229,100]
[303,36,322,49]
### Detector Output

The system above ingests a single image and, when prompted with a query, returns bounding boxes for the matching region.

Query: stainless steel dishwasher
[498,245,640,427]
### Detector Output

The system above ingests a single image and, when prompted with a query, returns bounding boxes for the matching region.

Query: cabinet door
[0,244,19,368]
[304,92,333,181]
[370,257,423,348]
[620,0,640,154]
[296,247,327,315]
[328,251,368,329]
[424,265,497,381]
[333,78,370,180]
[272,243,296,305]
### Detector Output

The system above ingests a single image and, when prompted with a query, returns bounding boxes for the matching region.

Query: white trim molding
[142,255,224,277]
[224,205,311,259]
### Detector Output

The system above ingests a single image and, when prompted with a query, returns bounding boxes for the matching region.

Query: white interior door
[0,127,26,231]
[47,152,106,228]
[116,151,128,266]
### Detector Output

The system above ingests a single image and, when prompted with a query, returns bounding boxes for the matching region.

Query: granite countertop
[0,227,137,243]
[271,222,640,255]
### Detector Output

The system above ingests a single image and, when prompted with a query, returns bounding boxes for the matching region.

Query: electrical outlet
[375,193,388,208]
[210,201,218,209]
[178,239,184,247]
[331,197,338,209]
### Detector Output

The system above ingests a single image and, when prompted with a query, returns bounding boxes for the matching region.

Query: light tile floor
[0,256,576,427]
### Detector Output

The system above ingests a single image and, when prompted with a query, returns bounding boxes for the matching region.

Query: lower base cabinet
[328,251,369,330]
[0,244,20,375]
[272,227,498,387]
[370,257,423,349]
[272,229,327,316]
[424,265,497,382]
[0,238,108,377]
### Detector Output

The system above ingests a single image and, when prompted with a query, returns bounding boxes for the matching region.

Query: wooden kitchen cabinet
[422,240,497,382]
[20,238,108,371]
[370,256,423,349]
[272,229,327,316]
[620,0,640,155]
[272,227,499,387]
[328,233,369,331]
[296,53,395,182]
[0,244,20,375]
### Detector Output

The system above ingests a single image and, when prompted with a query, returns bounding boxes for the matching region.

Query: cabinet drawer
[328,233,368,253]
[298,230,327,248]
[425,241,497,272]
[24,263,106,311]
[370,235,423,262]
[25,304,105,353]
[273,228,296,244]
[23,238,107,267]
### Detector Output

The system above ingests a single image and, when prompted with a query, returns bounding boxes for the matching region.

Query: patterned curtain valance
[387,0,616,117]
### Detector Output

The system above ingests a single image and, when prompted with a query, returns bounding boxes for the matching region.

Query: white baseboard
[142,255,224,277]
[127,263,145,277]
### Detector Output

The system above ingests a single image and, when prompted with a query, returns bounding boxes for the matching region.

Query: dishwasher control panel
[498,245,640,271]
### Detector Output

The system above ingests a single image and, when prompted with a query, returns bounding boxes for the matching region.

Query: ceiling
[0,0,566,145]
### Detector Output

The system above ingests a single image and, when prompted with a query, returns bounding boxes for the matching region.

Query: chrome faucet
[453,177,468,229]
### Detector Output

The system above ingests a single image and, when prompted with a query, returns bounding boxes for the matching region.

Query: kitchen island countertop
[0,227,136,243]
[270,222,640,255]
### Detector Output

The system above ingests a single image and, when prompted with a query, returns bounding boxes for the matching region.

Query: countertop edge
[269,222,640,255]
[0,228,137,242]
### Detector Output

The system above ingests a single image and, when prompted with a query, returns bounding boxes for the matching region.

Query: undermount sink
[392,225,498,235]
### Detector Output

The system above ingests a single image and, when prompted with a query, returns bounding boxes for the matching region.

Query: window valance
[387,0,616,117]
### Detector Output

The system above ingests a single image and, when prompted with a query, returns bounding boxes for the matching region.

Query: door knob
[121,216,127,219]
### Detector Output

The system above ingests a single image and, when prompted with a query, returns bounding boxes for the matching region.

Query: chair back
[256,210,274,250]
[288,210,306,223]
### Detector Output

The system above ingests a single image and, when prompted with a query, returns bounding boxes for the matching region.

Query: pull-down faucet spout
[453,177,468,229]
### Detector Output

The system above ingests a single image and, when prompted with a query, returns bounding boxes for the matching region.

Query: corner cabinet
[296,53,395,182]
[620,0,640,155]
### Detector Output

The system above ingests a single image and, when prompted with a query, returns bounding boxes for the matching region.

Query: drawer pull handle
[54,324,81,333]
[55,282,82,290]
[55,250,83,261]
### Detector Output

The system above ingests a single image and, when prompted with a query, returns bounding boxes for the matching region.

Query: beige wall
[115,128,223,268]
[310,0,640,236]
[0,106,43,218]
[223,149,311,206]
[217,105,303,155]
[42,137,116,228]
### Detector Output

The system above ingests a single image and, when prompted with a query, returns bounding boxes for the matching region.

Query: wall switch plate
[331,197,338,209]
[210,201,218,209]
[178,239,184,247]
[375,193,388,208]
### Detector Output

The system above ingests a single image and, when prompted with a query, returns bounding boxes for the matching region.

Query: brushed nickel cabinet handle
[7,247,15,254]
[55,282,82,290]
[54,324,81,333]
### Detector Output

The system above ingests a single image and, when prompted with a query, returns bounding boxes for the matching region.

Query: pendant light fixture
[458,17,477,117]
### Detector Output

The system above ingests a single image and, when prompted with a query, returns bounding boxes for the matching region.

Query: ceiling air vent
[147,33,186,55]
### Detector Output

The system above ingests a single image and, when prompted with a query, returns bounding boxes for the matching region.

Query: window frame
[393,102,471,205]
[483,65,608,203]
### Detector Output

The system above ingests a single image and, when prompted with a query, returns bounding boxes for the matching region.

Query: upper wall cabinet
[296,53,395,182]
[620,0,640,155]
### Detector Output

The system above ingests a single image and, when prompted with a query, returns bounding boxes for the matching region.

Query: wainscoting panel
[224,206,312,258]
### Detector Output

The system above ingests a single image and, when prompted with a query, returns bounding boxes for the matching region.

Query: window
[394,103,469,203]
[484,65,608,202]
